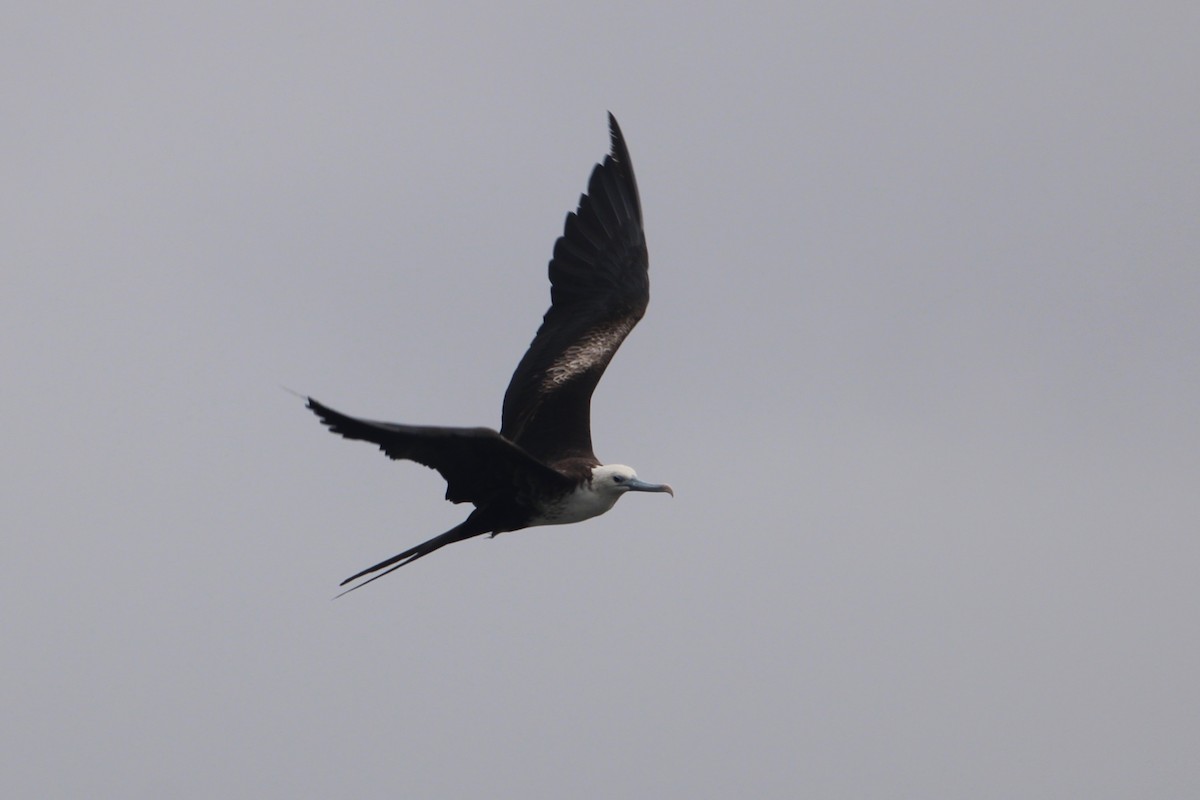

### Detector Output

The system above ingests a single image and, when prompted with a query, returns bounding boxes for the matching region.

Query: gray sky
[4,3,1198,797]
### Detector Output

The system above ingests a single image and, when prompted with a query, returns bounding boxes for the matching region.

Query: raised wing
[307,398,573,505]
[500,113,650,465]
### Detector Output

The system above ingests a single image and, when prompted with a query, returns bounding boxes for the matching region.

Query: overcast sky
[4,3,1198,797]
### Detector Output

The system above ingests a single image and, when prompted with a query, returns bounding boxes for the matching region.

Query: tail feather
[334,519,487,598]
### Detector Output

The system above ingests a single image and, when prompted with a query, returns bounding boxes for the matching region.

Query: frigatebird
[306,114,672,595]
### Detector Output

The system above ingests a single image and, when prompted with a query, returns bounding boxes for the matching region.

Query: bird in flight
[306,114,672,595]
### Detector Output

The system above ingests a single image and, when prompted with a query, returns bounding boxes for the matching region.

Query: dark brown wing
[500,113,649,465]
[307,398,574,505]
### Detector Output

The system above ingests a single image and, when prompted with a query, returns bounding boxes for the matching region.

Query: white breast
[530,484,621,527]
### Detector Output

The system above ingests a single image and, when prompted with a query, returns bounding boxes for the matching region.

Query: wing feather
[500,114,649,464]
[307,398,573,505]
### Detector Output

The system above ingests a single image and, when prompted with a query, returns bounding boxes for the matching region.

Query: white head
[591,464,674,499]
[535,464,673,527]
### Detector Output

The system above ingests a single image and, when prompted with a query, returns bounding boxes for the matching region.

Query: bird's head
[591,464,674,499]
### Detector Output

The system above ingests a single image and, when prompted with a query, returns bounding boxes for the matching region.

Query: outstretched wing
[500,113,650,465]
[307,398,573,504]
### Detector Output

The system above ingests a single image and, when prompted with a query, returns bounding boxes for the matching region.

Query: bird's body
[306,114,671,595]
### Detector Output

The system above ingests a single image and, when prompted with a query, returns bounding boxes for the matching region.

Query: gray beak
[625,479,674,496]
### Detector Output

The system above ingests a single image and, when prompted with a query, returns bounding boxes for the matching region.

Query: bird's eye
[613,475,625,483]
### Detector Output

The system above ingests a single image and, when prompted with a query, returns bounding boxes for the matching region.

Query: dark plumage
[306,114,671,595]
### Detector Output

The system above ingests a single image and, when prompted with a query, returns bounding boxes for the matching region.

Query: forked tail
[335,518,488,598]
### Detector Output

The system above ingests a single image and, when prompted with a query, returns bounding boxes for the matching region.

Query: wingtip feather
[607,112,627,162]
